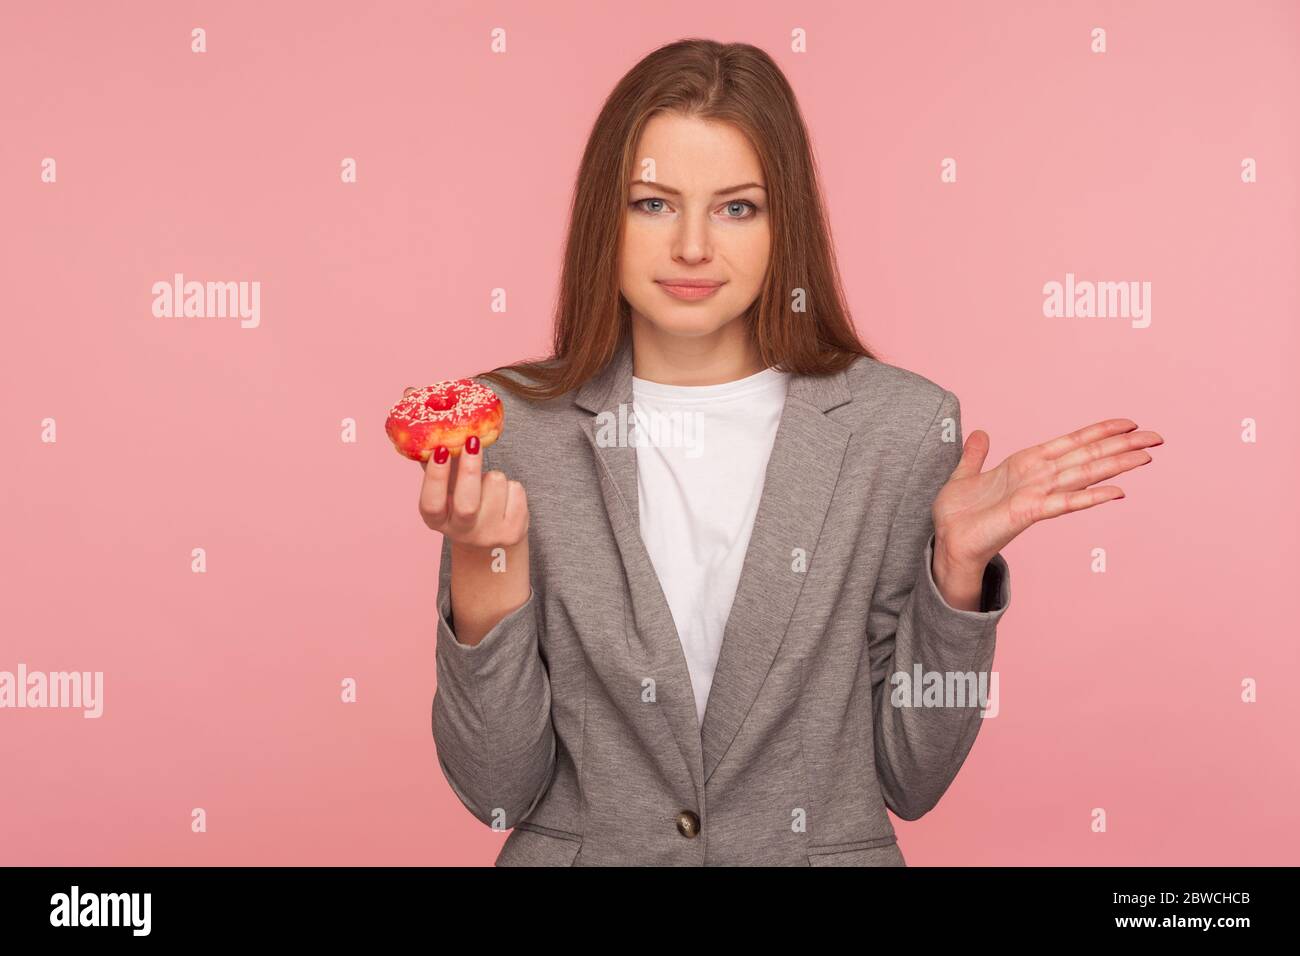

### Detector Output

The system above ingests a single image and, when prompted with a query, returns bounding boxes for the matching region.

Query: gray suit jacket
[431,339,1011,866]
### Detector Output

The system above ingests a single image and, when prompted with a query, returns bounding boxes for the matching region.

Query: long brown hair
[480,37,876,402]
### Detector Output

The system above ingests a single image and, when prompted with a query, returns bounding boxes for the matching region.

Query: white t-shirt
[630,366,791,727]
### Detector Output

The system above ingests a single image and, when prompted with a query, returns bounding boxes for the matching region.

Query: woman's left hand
[931,417,1165,590]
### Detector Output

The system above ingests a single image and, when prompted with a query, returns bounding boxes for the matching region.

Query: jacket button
[675,810,701,838]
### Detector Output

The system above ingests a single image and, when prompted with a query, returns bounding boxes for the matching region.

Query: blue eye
[631,198,668,214]
[723,200,758,219]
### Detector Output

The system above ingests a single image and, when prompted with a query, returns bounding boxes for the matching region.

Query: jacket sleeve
[868,388,1012,821]
[430,531,557,830]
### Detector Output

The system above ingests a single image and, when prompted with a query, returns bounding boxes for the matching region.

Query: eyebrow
[628,181,766,196]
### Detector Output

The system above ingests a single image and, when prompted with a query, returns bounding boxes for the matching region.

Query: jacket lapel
[574,339,854,792]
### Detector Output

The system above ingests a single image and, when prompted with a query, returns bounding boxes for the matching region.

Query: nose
[671,208,713,263]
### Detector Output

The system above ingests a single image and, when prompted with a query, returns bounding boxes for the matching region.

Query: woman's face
[619,112,770,340]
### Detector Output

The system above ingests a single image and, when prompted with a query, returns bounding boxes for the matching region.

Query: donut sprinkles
[385,378,504,461]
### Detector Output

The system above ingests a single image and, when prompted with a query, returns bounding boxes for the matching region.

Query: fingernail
[433,445,449,465]
[466,435,480,455]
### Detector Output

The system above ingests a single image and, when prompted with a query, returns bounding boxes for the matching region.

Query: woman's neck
[630,313,765,386]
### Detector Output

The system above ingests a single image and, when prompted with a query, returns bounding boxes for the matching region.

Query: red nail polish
[466,435,480,455]
[433,445,449,465]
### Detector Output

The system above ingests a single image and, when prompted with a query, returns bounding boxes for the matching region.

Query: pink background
[2,0,1297,866]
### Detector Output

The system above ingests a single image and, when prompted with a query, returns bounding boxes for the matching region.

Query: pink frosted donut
[385,379,504,462]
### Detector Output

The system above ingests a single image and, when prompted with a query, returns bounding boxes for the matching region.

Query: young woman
[409,39,1162,866]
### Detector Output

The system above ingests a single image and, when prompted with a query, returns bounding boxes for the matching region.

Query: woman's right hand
[406,387,530,550]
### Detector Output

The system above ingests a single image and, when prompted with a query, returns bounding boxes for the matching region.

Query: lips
[656,279,725,301]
